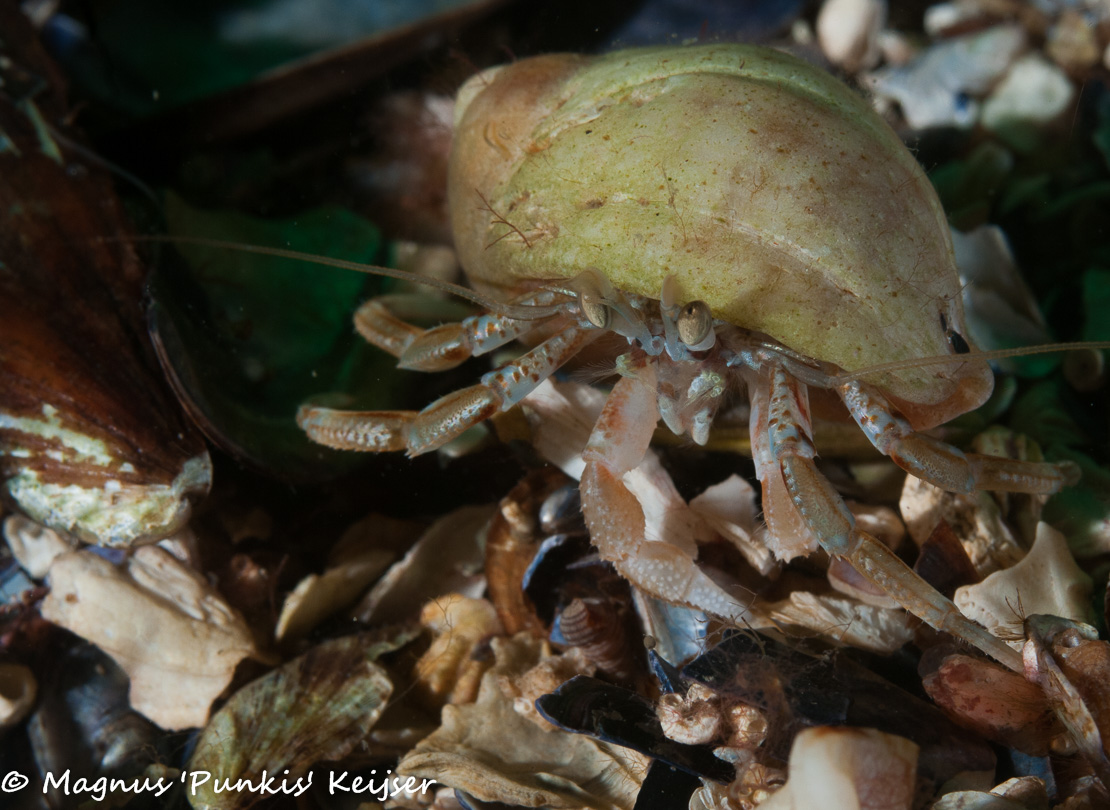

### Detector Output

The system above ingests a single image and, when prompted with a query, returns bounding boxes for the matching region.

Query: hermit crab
[296,44,1082,672]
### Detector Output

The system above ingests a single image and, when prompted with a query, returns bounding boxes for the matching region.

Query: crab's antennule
[836,341,1110,383]
[105,235,567,321]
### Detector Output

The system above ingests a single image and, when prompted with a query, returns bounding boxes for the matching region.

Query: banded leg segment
[354,290,565,371]
[743,367,819,562]
[299,324,599,456]
[762,368,1024,672]
[838,380,1079,495]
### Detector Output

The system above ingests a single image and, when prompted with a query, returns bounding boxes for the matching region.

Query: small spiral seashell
[556,596,636,682]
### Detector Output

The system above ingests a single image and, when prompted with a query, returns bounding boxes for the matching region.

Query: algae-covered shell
[448,44,991,428]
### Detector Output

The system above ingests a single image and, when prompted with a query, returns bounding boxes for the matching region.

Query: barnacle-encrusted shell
[450,44,991,428]
[656,683,724,746]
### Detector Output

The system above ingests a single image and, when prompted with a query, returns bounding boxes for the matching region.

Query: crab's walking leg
[354,290,564,371]
[742,367,820,562]
[299,324,599,456]
[838,380,1080,494]
[580,363,752,619]
[760,368,1024,672]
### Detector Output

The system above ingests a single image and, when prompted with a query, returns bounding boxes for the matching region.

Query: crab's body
[298,45,1078,672]
[450,46,990,428]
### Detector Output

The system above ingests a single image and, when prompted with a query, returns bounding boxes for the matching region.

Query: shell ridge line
[714,209,862,304]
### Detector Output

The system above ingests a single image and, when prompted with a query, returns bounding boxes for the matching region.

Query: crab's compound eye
[1060,629,1085,648]
[676,300,713,347]
[946,329,971,355]
[580,296,611,330]
[939,313,971,355]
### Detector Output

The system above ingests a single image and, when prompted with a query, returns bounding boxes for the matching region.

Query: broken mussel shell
[490,468,650,685]
[0,12,210,548]
[26,638,168,805]
[536,675,734,784]
[682,632,995,796]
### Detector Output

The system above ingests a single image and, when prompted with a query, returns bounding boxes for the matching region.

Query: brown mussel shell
[0,6,210,548]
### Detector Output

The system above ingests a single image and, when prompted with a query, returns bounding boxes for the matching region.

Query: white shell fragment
[817,0,886,72]
[352,504,492,625]
[157,527,203,568]
[981,54,1076,151]
[41,546,258,730]
[955,522,1092,648]
[758,726,919,810]
[689,475,775,576]
[400,634,647,809]
[2,514,78,579]
[868,24,1026,129]
[755,591,914,655]
[932,776,1049,809]
[924,2,983,36]
[522,378,606,481]
[274,547,393,642]
[0,663,36,730]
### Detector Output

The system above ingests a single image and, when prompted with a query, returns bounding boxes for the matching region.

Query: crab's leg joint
[838,380,1080,495]
[354,289,566,371]
[579,361,753,619]
[299,323,598,456]
[758,367,1024,672]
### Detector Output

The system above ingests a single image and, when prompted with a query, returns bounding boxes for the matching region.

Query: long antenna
[835,341,1110,383]
[115,235,569,321]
